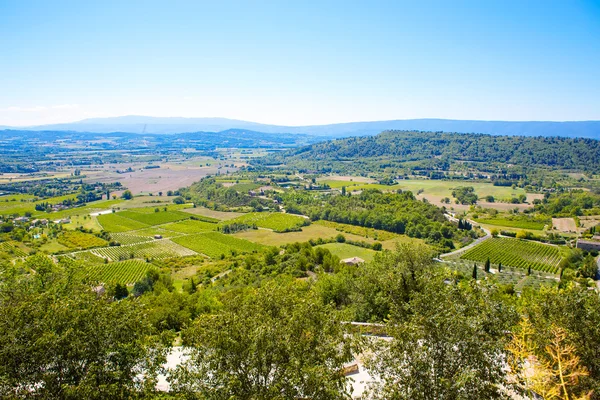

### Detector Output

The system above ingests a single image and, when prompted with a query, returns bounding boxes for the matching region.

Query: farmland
[162,219,218,233]
[84,260,151,284]
[97,213,149,232]
[0,241,27,258]
[109,232,154,245]
[226,212,308,232]
[316,243,377,262]
[314,220,399,241]
[90,239,197,261]
[475,217,549,231]
[57,231,108,249]
[172,232,263,258]
[460,237,562,273]
[117,209,190,225]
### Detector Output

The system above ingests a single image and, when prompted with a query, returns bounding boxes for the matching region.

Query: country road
[439,217,491,259]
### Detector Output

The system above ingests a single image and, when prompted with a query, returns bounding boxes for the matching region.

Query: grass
[172,232,263,258]
[97,213,149,232]
[460,237,562,273]
[316,243,377,262]
[225,212,308,232]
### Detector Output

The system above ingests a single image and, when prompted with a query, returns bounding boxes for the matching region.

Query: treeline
[253,130,600,172]
[284,189,473,250]
[181,177,270,210]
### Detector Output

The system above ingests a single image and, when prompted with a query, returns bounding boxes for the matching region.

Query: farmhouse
[576,239,600,252]
[341,257,365,266]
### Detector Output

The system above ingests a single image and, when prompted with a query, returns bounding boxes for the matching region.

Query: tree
[491,229,499,238]
[0,261,167,398]
[485,195,495,202]
[341,186,346,196]
[473,263,478,280]
[169,280,354,399]
[485,258,491,273]
[173,196,185,205]
[365,277,516,399]
[121,190,133,200]
[113,283,129,300]
[498,262,502,272]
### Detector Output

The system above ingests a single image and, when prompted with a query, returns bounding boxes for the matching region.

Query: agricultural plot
[0,241,27,258]
[97,213,149,232]
[476,217,549,231]
[85,260,151,284]
[57,231,108,249]
[460,237,562,273]
[173,232,263,258]
[91,240,197,261]
[69,251,106,265]
[117,210,190,225]
[316,243,377,262]
[109,232,154,245]
[315,220,398,241]
[442,259,558,288]
[226,212,308,232]
[162,219,218,234]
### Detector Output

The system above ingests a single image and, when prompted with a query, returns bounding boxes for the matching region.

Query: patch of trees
[452,186,478,205]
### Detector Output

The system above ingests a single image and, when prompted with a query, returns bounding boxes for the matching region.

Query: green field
[476,217,549,230]
[109,232,154,245]
[97,213,149,232]
[226,212,308,232]
[460,237,562,273]
[91,239,197,261]
[58,231,108,249]
[172,232,263,258]
[319,177,530,199]
[162,219,218,233]
[316,243,377,262]
[85,260,151,284]
[181,206,244,221]
[314,220,398,241]
[118,209,190,225]
[0,241,27,258]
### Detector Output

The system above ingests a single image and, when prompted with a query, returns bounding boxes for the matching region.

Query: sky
[0,0,599,126]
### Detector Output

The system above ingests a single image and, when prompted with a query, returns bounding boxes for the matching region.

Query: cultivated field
[315,220,398,241]
[172,232,263,258]
[84,260,151,284]
[90,239,197,261]
[97,213,149,232]
[552,218,578,233]
[182,207,244,221]
[58,231,108,249]
[162,219,218,233]
[226,212,308,232]
[460,237,562,273]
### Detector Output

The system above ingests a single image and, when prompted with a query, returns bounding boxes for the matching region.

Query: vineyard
[90,240,197,261]
[460,237,562,273]
[109,232,154,245]
[226,212,309,232]
[84,260,151,284]
[97,213,149,232]
[162,219,218,234]
[0,241,27,258]
[173,232,263,258]
[58,231,108,249]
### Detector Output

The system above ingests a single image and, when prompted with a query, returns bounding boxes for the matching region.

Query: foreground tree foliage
[0,256,169,399]
[169,279,355,399]
[364,274,517,399]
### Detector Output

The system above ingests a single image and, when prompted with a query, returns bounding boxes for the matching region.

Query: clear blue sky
[0,0,599,126]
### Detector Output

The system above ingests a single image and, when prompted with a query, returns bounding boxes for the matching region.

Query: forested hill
[253,130,600,172]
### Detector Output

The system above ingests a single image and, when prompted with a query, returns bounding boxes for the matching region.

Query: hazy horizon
[1,0,599,126]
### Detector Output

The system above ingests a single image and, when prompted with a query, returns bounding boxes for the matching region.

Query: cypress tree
[472,263,478,280]
[458,220,463,230]
[527,266,532,276]
[485,258,490,273]
[498,263,502,273]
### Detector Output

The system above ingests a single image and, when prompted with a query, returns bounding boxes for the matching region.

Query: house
[576,240,600,252]
[13,216,30,224]
[341,257,365,266]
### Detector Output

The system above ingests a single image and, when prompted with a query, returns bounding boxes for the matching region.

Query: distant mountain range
[3,116,600,139]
